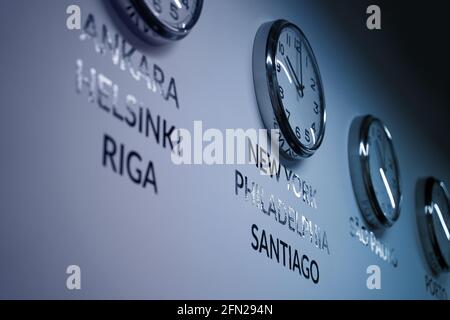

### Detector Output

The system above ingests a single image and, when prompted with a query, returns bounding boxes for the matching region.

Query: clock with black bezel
[253,20,326,159]
[348,115,402,229]
[417,177,450,275]
[113,0,203,44]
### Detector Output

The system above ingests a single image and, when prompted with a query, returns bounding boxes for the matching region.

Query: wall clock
[348,115,401,229]
[417,177,450,274]
[113,0,203,44]
[253,20,326,159]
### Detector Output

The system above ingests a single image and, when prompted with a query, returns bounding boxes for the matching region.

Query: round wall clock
[113,0,203,44]
[417,178,450,275]
[348,115,401,229]
[252,20,326,159]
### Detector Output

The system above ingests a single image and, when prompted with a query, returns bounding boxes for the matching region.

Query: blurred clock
[113,0,203,44]
[417,177,450,275]
[348,115,402,229]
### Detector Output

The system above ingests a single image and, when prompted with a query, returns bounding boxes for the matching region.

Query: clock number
[376,138,387,169]
[311,78,316,91]
[313,101,319,115]
[285,108,291,120]
[182,0,190,9]
[153,0,162,14]
[285,148,293,157]
[279,134,285,148]
[295,126,301,140]
[392,177,398,189]
[170,3,179,20]
[277,63,281,73]
[128,7,139,25]
[295,39,301,53]
[279,42,285,55]
[389,159,394,171]
[286,33,291,47]
[376,127,383,141]
[304,129,311,143]
[311,122,316,133]
[279,86,284,99]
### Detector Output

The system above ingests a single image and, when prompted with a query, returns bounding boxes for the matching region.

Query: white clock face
[274,25,325,150]
[431,181,450,264]
[367,121,401,221]
[143,0,200,31]
[252,20,325,159]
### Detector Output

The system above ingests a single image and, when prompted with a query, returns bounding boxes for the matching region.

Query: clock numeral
[295,126,301,140]
[311,122,316,133]
[304,129,311,143]
[311,78,316,91]
[273,119,279,129]
[182,0,190,9]
[170,2,180,20]
[279,42,285,55]
[393,178,398,189]
[285,148,293,157]
[276,63,281,73]
[279,86,284,99]
[376,128,383,141]
[153,0,162,14]
[313,101,319,115]
[128,9,139,25]
[375,139,385,166]
[279,135,285,148]
[285,108,291,120]
[389,160,394,171]
[286,33,291,47]
[295,38,301,53]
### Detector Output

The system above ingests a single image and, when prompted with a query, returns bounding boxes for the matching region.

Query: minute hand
[285,56,304,97]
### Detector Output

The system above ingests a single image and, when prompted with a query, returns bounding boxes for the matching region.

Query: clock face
[143,0,200,31]
[367,120,401,222]
[252,20,325,159]
[430,181,450,267]
[417,178,450,274]
[348,115,402,229]
[113,0,203,43]
[274,25,325,151]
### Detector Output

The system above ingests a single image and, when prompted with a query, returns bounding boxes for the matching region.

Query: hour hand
[285,56,304,97]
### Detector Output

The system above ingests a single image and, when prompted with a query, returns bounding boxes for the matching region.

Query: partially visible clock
[113,0,203,44]
[252,20,326,159]
[348,115,402,229]
[417,178,450,275]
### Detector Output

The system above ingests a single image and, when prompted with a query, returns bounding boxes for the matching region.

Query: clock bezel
[132,0,203,40]
[417,177,450,275]
[113,0,203,43]
[348,115,402,229]
[253,19,326,159]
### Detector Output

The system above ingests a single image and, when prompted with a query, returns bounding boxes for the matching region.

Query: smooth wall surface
[0,0,448,299]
